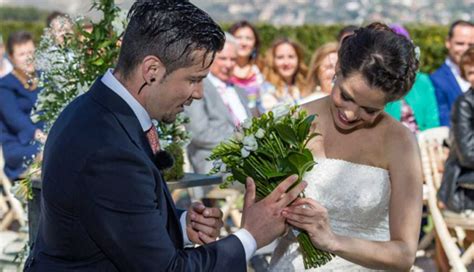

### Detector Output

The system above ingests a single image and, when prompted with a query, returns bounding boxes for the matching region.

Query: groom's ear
[140,55,166,85]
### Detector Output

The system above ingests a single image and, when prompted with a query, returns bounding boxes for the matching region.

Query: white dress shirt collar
[207,72,227,88]
[101,69,153,131]
[445,58,471,92]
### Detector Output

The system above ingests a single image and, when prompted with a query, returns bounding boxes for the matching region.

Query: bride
[270,23,423,271]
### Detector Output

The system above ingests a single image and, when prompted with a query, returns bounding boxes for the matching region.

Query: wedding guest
[437,46,474,271]
[46,11,73,45]
[260,38,308,111]
[270,22,422,271]
[430,20,474,126]
[385,24,440,133]
[0,31,45,181]
[0,34,13,78]
[25,1,306,270]
[229,21,264,113]
[302,42,338,102]
[185,33,252,174]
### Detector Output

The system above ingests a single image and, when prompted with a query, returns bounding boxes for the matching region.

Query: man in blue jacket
[430,20,474,126]
[24,1,306,271]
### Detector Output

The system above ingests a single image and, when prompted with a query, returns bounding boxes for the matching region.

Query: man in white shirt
[185,33,252,174]
[430,20,474,126]
[25,1,306,271]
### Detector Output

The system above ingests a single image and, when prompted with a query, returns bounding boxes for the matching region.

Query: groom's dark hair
[115,0,225,79]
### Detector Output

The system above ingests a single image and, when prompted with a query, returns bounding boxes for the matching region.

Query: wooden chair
[0,146,27,231]
[418,127,474,271]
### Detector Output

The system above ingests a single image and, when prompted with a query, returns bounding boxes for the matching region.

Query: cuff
[232,229,257,262]
[180,211,192,246]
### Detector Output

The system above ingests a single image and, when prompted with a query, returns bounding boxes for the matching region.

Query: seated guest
[260,38,307,111]
[185,33,251,174]
[437,46,474,271]
[0,31,45,181]
[430,20,474,126]
[301,42,338,102]
[229,21,264,113]
[385,24,440,133]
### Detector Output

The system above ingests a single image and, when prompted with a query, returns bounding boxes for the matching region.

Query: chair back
[417,127,449,190]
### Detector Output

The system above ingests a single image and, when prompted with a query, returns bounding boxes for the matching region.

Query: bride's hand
[282,198,338,252]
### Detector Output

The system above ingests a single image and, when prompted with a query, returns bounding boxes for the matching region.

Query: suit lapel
[89,79,184,248]
[441,63,463,96]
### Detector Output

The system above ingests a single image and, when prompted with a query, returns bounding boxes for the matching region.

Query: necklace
[12,68,38,91]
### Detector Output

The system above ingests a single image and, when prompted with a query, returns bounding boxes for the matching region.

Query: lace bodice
[270,158,391,271]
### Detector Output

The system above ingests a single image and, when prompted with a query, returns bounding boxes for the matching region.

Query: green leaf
[286,151,315,176]
[299,160,316,176]
[302,149,314,162]
[274,124,298,146]
[297,115,315,142]
[92,58,105,66]
[304,132,321,147]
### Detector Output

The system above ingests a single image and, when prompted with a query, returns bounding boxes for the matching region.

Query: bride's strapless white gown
[269,158,391,271]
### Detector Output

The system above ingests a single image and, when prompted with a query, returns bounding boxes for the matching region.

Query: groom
[24,1,306,271]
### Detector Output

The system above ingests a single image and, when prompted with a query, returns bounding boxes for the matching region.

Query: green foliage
[74,0,122,85]
[0,21,45,44]
[407,24,448,73]
[163,142,185,181]
[209,105,316,195]
[32,0,122,131]
[1,20,449,73]
[208,104,333,268]
[0,6,49,23]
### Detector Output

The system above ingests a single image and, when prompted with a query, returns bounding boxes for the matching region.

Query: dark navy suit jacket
[430,62,463,126]
[25,78,246,271]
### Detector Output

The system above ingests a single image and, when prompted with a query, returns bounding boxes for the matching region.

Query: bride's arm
[283,127,423,271]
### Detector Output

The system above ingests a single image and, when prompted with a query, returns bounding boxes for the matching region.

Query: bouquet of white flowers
[209,104,334,269]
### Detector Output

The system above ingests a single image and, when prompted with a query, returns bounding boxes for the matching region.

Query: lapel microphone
[153,150,175,170]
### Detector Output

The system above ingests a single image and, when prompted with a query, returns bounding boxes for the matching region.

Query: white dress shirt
[446,58,471,93]
[207,73,249,125]
[101,69,256,261]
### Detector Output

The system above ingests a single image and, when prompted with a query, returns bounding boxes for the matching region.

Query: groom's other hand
[186,202,224,244]
[241,175,307,248]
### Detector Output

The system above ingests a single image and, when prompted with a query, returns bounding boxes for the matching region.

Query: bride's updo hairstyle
[338,22,419,102]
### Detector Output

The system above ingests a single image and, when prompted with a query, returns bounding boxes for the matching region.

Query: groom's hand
[186,202,224,245]
[241,175,307,249]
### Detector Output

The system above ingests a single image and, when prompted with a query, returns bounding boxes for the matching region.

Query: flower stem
[297,232,334,269]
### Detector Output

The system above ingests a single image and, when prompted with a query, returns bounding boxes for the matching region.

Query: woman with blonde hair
[302,42,338,102]
[260,38,308,112]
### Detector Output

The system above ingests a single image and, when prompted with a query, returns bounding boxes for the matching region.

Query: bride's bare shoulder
[380,114,418,153]
[301,96,329,116]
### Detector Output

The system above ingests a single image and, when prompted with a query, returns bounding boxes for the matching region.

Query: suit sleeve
[78,147,246,272]
[451,96,474,168]
[184,97,235,150]
[430,73,450,126]
[0,86,37,144]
